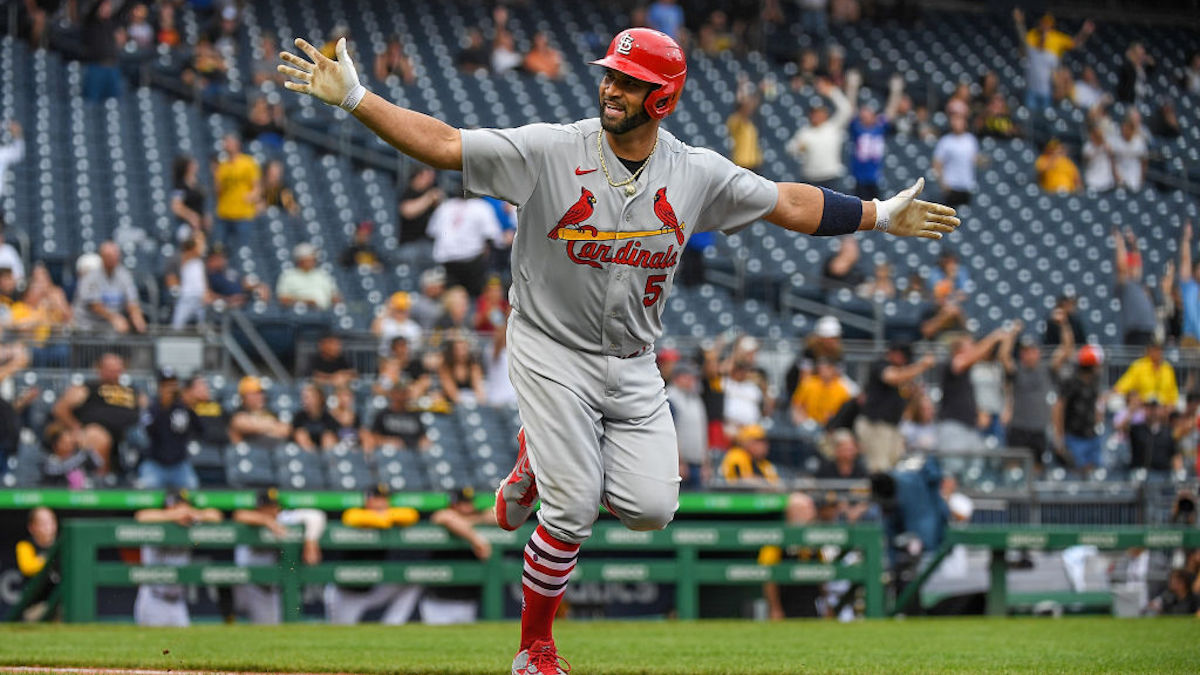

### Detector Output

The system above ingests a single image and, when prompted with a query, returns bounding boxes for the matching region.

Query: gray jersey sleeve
[461,123,559,206]
[691,148,779,235]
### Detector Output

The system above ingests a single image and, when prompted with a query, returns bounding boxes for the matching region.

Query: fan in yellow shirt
[1036,139,1081,194]
[790,358,855,425]
[342,483,420,529]
[719,424,779,486]
[213,134,261,250]
[726,94,763,170]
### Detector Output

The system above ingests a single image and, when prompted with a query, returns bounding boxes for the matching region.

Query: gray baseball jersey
[461,118,778,356]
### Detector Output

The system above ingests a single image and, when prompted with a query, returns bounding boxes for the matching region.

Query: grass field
[0,619,1194,674]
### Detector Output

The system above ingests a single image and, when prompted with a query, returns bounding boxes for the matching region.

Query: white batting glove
[872,177,961,240]
[278,37,367,112]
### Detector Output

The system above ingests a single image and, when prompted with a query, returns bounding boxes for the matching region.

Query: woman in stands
[292,383,339,452]
[438,334,486,407]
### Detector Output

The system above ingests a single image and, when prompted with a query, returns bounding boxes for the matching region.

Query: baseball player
[279,28,958,674]
[132,489,222,627]
[231,487,327,624]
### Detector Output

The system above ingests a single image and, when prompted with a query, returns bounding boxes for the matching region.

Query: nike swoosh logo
[575,167,597,175]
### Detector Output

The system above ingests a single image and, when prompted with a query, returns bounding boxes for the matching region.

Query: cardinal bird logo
[653,188,685,245]
[548,187,598,239]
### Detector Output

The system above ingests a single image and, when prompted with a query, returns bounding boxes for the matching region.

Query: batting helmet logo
[590,28,687,120]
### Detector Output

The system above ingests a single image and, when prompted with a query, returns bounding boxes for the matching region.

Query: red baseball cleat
[511,639,571,675]
[495,428,539,531]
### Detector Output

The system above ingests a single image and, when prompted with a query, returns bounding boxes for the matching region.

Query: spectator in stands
[972,71,1001,117]
[786,78,856,189]
[439,335,486,406]
[490,29,522,75]
[760,493,825,619]
[243,98,287,152]
[816,429,868,479]
[1081,124,1116,193]
[696,10,735,56]
[186,375,230,446]
[899,392,938,455]
[373,292,422,354]
[0,121,24,200]
[1035,139,1081,194]
[783,316,845,398]
[398,167,443,244]
[938,327,1015,449]
[1044,294,1086,346]
[1055,345,1105,471]
[1128,397,1182,474]
[363,385,428,453]
[1007,327,1072,469]
[820,236,862,292]
[1149,101,1181,141]
[1114,228,1158,345]
[1147,569,1199,615]
[339,220,382,271]
[72,241,146,334]
[424,486,496,622]
[473,277,508,336]
[229,377,291,445]
[292,383,339,452]
[410,268,447,330]
[377,336,421,395]
[277,243,341,310]
[1012,9,1093,113]
[848,75,903,200]
[726,90,763,170]
[260,159,298,214]
[13,264,71,365]
[374,35,416,85]
[972,324,1019,446]
[171,155,210,239]
[647,0,685,40]
[667,361,709,489]
[134,490,222,627]
[1072,67,1108,111]
[206,243,270,306]
[722,345,769,434]
[156,2,181,49]
[81,0,125,102]
[719,424,779,487]
[943,82,970,119]
[1117,42,1155,105]
[523,32,563,79]
[1114,340,1179,408]
[213,134,261,251]
[140,368,201,490]
[327,484,421,625]
[15,507,59,622]
[856,262,896,301]
[183,37,229,98]
[932,113,979,208]
[252,33,283,88]
[483,315,517,408]
[53,352,140,476]
[427,188,503,297]
[309,334,357,388]
[1109,115,1148,191]
[232,488,327,624]
[430,485,497,565]
[41,422,103,488]
[857,342,936,471]
[455,28,490,74]
[171,235,211,330]
[1181,52,1200,95]
[432,286,473,336]
[330,387,363,445]
[791,357,854,427]
[1179,223,1200,347]
[823,45,849,92]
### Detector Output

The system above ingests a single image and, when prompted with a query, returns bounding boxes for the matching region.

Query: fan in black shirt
[364,386,428,452]
[292,383,339,452]
[310,334,357,388]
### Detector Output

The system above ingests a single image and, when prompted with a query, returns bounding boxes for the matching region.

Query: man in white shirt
[1109,115,1148,191]
[171,235,210,329]
[1081,124,1116,192]
[0,121,24,200]
[0,216,24,283]
[427,191,502,296]
[786,78,857,188]
[932,113,980,208]
[276,242,341,309]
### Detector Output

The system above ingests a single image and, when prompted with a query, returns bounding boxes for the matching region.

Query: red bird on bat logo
[548,187,598,239]
[653,187,685,245]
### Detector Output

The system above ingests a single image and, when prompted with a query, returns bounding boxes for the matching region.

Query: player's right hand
[279,37,363,110]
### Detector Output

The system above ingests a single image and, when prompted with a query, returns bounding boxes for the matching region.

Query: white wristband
[871,198,890,233]
[340,84,367,112]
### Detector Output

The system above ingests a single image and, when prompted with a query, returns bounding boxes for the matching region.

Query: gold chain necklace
[598,129,658,197]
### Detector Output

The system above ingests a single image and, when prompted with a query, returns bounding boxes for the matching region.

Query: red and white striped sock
[520,524,580,651]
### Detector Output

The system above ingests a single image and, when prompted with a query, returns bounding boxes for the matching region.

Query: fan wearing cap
[1054,345,1106,471]
[231,488,327,624]
[1114,340,1179,409]
[139,367,202,490]
[339,220,383,271]
[784,316,844,399]
[309,333,358,388]
[325,484,422,625]
[276,242,341,310]
[228,377,292,445]
[132,489,222,627]
[372,291,422,354]
[206,243,271,306]
[790,357,857,427]
[719,424,779,487]
[410,267,447,330]
[280,24,958,672]
[1127,396,1183,474]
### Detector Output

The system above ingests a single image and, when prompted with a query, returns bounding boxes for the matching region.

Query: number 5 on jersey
[643,274,667,307]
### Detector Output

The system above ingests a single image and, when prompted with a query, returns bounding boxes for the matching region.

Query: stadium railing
[53,519,887,622]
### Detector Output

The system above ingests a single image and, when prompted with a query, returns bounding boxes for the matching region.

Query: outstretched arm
[1113,227,1129,282]
[280,38,462,170]
[1181,222,1193,283]
[766,178,959,239]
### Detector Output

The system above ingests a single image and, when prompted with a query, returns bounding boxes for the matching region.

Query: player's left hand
[278,37,364,111]
[873,178,960,240]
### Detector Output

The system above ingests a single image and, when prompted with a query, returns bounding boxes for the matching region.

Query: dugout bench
[47,519,887,622]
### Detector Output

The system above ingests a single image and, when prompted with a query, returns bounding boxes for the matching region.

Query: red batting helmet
[590,28,687,120]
